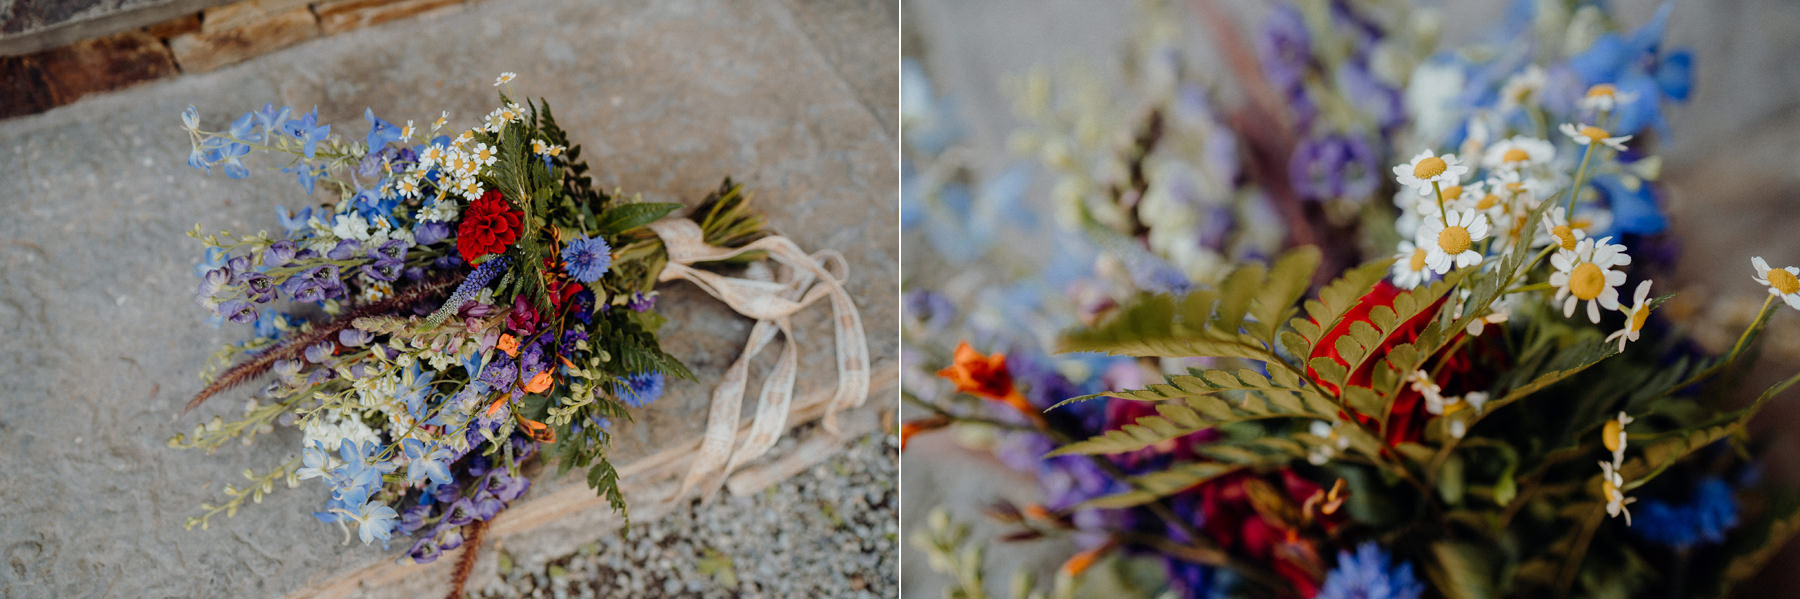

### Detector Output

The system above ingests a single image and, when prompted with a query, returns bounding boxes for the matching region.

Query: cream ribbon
[646,219,869,502]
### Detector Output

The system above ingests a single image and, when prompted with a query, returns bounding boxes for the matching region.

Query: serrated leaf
[1078,463,1242,509]
[1247,247,1322,341]
[1298,257,1395,347]
[596,202,683,235]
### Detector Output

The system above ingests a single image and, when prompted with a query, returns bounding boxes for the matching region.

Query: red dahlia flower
[456,190,524,263]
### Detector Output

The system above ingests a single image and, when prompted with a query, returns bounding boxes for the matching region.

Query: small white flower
[1407,370,1443,404]
[393,175,420,198]
[1463,391,1489,413]
[1578,83,1638,114]
[1392,149,1470,197]
[1306,420,1350,465]
[1603,411,1635,465]
[1481,136,1556,171]
[1415,209,1491,274]
[1391,240,1432,289]
[432,111,449,132]
[1606,281,1655,352]
[1497,65,1546,113]
[1466,303,1511,336]
[453,130,474,147]
[471,142,498,167]
[1600,460,1636,525]
[1751,256,1800,310]
[1539,208,1589,251]
[417,145,443,169]
[1549,237,1631,323]
[494,72,517,87]
[1560,122,1633,151]
[399,120,415,142]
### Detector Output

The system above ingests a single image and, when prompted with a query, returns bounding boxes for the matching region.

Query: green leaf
[1426,541,1499,599]
[1247,247,1322,341]
[1045,396,1304,457]
[595,202,683,235]
[1622,371,1800,485]
[1485,337,1621,413]
[1078,463,1241,509]
[1291,257,1394,350]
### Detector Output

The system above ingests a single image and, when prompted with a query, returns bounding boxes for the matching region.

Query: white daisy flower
[1578,83,1638,114]
[1560,122,1632,151]
[1466,301,1511,336]
[1391,240,1433,289]
[417,145,444,169]
[1463,391,1489,413]
[1415,209,1490,274]
[1606,281,1654,352]
[1306,420,1351,465]
[1392,150,1470,197]
[494,72,517,87]
[1481,136,1556,171]
[399,120,415,142]
[1538,208,1589,251]
[1549,237,1631,323]
[432,111,449,132]
[1406,370,1443,405]
[471,142,498,167]
[1600,460,1635,525]
[1603,411,1635,465]
[453,130,474,147]
[1751,257,1800,309]
[1497,65,1546,113]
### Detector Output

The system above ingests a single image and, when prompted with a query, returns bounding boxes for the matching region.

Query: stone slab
[0,29,177,119]
[0,0,896,597]
[167,4,320,73]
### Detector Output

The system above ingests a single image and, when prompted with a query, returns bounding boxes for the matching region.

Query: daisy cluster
[169,74,757,562]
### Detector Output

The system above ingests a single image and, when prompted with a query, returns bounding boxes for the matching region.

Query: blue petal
[1592,175,1667,235]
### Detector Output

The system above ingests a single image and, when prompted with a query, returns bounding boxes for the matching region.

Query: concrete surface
[0,0,896,597]
[901,0,1800,596]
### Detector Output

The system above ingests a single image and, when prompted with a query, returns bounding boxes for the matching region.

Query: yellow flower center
[1413,156,1448,179]
[1409,248,1428,272]
[1506,181,1525,194]
[1603,419,1624,452]
[1438,226,1473,255]
[1441,185,1463,200]
[1502,148,1531,163]
[1572,217,1593,230]
[1579,126,1610,142]
[1552,225,1577,250]
[1769,268,1800,295]
[1570,263,1606,300]
[1629,305,1650,332]
[1444,399,1466,415]
[1602,478,1620,501]
[1587,84,1617,98]
[1476,194,1500,210]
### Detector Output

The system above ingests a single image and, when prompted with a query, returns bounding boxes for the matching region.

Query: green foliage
[596,202,684,236]
[1080,463,1241,509]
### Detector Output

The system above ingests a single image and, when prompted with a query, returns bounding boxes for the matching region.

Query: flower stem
[1433,181,1449,226]
[1563,143,1596,216]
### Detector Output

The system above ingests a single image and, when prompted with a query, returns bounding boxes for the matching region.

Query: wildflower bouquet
[172,74,801,589]
[905,2,1796,598]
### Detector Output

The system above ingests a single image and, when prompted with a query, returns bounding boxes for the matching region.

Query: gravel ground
[475,431,898,599]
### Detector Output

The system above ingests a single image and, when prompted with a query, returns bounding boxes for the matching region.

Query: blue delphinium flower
[363,107,402,151]
[282,162,325,195]
[561,235,613,283]
[401,438,454,487]
[1566,1,1692,136]
[283,106,331,159]
[615,371,666,408]
[1317,542,1425,599]
[335,485,400,548]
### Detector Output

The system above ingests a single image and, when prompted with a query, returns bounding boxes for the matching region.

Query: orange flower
[1059,538,1118,577]
[523,371,553,393]
[937,342,1036,418]
[518,416,556,443]
[496,334,521,358]
[486,395,510,417]
[898,415,950,451]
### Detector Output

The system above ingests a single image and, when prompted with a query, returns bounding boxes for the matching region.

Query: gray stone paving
[0,0,896,597]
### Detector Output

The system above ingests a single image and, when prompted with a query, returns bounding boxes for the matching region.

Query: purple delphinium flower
[217,299,256,324]
[304,341,335,364]
[243,273,277,303]
[560,235,613,283]
[628,291,656,312]
[339,328,375,347]
[414,221,451,246]
[327,240,362,260]
[1289,134,1379,203]
[1257,3,1312,93]
[264,240,298,266]
[1316,542,1425,599]
[370,239,409,262]
[614,371,666,408]
[360,260,403,282]
[903,289,956,331]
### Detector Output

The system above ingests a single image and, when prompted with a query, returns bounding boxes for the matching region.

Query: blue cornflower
[1317,542,1425,599]
[560,235,613,283]
[363,107,402,152]
[400,438,454,487]
[614,371,666,408]
[283,107,331,159]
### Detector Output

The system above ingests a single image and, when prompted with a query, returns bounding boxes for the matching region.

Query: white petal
[1605,270,1627,286]
[1588,300,1603,323]
[1786,294,1800,310]
[1564,296,1578,318]
[1754,257,1771,275]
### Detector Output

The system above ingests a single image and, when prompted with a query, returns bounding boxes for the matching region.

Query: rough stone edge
[284,361,899,598]
[0,0,476,121]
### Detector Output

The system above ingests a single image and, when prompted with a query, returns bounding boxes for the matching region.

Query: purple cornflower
[560,235,613,283]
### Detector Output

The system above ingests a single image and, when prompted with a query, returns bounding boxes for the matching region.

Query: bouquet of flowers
[904,2,1794,598]
[173,73,788,593]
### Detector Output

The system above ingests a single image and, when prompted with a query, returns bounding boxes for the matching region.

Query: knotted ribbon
[646,218,869,503]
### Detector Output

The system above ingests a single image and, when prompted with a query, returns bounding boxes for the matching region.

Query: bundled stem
[445,517,489,599]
